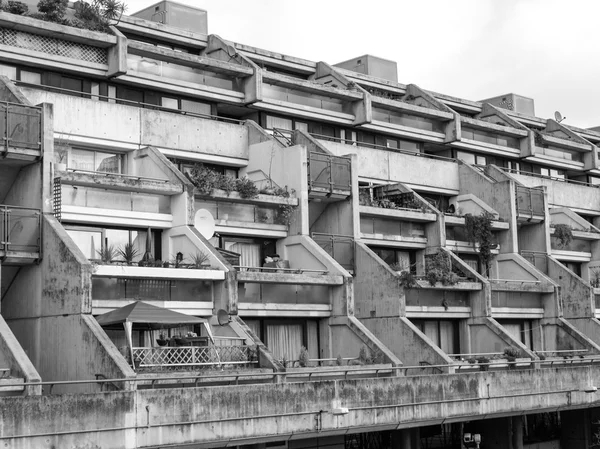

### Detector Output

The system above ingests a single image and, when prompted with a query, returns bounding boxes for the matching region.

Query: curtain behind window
[265,323,303,361]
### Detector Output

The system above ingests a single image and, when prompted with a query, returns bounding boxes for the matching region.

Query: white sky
[124,0,600,129]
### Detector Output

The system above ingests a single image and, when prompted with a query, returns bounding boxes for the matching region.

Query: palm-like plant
[96,244,116,264]
[118,242,140,265]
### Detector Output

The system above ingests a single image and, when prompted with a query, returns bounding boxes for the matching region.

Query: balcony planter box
[198,189,298,206]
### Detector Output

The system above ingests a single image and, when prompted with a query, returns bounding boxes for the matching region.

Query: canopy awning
[96,301,209,330]
[96,301,214,360]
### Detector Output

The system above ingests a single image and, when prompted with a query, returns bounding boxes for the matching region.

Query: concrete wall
[354,242,404,318]
[461,163,518,253]
[548,257,593,318]
[2,163,43,210]
[320,140,460,193]
[2,216,133,391]
[4,363,599,448]
[20,88,249,159]
[0,315,41,395]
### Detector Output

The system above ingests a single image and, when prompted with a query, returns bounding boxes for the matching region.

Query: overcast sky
[124,0,600,129]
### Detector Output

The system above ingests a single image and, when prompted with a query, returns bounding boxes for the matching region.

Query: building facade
[1,2,600,448]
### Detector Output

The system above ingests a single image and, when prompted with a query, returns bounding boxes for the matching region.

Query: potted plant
[190,251,210,269]
[96,245,117,264]
[477,356,490,371]
[298,346,309,367]
[504,346,521,369]
[173,334,187,346]
[156,332,168,347]
[118,242,140,266]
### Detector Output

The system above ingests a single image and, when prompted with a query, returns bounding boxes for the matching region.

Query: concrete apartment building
[1,1,600,448]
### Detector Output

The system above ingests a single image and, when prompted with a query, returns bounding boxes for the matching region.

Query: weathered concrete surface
[0,315,41,395]
[2,216,134,392]
[548,256,594,319]
[2,366,600,448]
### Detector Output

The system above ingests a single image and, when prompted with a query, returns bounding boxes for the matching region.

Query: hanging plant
[553,224,573,248]
[464,212,494,276]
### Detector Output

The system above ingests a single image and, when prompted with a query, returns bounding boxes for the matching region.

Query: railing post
[2,102,7,155]
[328,155,333,195]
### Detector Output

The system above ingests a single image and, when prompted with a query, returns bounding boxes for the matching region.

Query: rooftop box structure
[132,0,208,35]
[334,54,398,82]
[480,93,535,116]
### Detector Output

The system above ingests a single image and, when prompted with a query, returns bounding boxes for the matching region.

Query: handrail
[5,356,600,392]
[14,81,245,124]
[234,265,329,274]
[489,279,542,284]
[499,165,599,188]
[65,168,171,183]
[310,132,458,163]
[1,100,42,110]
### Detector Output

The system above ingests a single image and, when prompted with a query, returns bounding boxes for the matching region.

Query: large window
[68,148,123,174]
[66,226,159,262]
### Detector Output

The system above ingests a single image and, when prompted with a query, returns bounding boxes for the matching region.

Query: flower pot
[156,339,168,347]
[174,338,188,346]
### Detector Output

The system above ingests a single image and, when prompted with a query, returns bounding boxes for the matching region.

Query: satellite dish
[216,309,230,326]
[555,111,566,123]
[194,209,215,239]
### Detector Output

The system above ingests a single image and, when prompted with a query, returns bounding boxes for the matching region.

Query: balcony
[195,190,297,238]
[515,185,545,223]
[0,102,42,160]
[308,151,352,200]
[0,204,41,264]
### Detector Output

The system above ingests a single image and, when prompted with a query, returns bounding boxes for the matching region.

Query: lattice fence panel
[133,346,252,367]
[0,28,108,64]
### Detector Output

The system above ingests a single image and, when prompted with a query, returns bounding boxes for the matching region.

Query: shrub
[553,224,573,248]
[37,0,68,22]
[336,354,343,366]
[358,346,370,365]
[190,251,210,268]
[118,242,140,265]
[96,244,117,264]
[503,346,521,360]
[235,177,259,199]
[1,0,29,14]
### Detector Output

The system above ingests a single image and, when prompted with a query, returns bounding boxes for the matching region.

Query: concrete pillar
[561,409,590,449]
[391,429,413,449]
[511,416,523,449]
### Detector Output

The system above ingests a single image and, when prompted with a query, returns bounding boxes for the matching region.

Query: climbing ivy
[464,212,494,276]
[553,224,573,248]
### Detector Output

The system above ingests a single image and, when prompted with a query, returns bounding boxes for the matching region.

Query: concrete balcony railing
[0,204,41,263]
[0,101,42,158]
[307,151,352,199]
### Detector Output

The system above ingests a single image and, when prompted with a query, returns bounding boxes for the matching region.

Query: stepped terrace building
[1,1,600,448]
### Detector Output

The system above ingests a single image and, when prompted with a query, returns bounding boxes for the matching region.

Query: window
[180,99,211,115]
[412,319,459,354]
[91,82,100,101]
[65,226,156,262]
[20,70,41,84]
[539,167,565,180]
[0,63,16,80]
[220,236,276,268]
[497,320,533,349]
[266,115,293,131]
[69,149,123,174]
[161,97,179,109]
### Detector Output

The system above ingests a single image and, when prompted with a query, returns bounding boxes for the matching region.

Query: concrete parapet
[0,315,41,395]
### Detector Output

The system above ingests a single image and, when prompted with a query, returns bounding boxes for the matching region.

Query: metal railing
[132,345,256,369]
[7,356,600,394]
[311,233,354,271]
[0,101,42,154]
[498,165,599,188]
[272,128,293,146]
[0,204,41,253]
[515,185,545,218]
[310,132,458,163]
[520,250,549,274]
[15,81,244,124]
[65,168,170,183]
[307,151,352,194]
[234,266,329,274]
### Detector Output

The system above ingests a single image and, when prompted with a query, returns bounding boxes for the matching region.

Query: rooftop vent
[334,54,398,82]
[131,0,207,35]
[480,93,535,116]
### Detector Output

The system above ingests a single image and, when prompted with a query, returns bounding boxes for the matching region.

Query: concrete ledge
[236,271,344,285]
[93,265,225,280]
